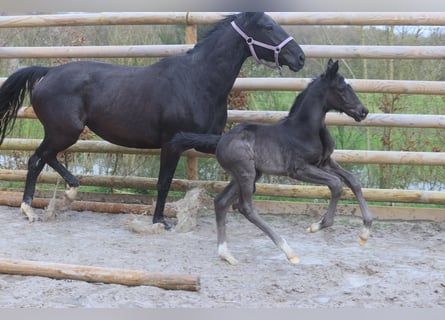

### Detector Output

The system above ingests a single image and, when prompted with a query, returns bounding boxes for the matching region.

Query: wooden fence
[0,12,444,221]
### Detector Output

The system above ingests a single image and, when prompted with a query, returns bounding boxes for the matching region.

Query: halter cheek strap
[231,20,294,74]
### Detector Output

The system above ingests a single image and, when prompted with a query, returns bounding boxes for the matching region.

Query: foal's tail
[0,66,50,145]
[169,132,221,154]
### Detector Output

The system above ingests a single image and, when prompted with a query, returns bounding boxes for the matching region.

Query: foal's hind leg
[234,165,298,264]
[214,180,241,265]
[323,158,373,245]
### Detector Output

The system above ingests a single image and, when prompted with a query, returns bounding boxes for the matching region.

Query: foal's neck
[288,81,328,131]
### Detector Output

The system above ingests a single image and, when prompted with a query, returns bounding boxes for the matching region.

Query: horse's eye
[263,24,273,31]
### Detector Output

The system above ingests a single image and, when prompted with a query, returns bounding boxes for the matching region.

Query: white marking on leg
[218,242,239,265]
[20,202,38,222]
[279,238,299,264]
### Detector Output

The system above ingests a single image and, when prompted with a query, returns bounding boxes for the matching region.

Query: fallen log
[0,258,200,291]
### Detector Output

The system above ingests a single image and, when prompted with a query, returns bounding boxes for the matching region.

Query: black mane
[186,14,238,54]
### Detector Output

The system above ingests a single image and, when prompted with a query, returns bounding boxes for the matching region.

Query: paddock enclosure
[0,12,445,222]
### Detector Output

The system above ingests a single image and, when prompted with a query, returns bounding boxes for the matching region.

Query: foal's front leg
[290,166,343,233]
[323,158,373,245]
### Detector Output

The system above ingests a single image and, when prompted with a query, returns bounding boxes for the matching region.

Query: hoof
[64,187,78,203]
[306,222,321,233]
[358,227,370,246]
[153,218,172,231]
[218,242,239,265]
[20,202,39,222]
[289,256,300,264]
[220,255,239,266]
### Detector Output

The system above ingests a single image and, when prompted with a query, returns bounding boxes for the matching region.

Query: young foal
[172,59,373,264]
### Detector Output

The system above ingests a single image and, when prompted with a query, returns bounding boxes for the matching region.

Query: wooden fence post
[185,18,199,180]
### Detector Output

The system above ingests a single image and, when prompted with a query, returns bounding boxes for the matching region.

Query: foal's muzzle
[354,105,369,122]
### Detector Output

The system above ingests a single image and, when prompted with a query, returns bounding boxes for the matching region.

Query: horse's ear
[326,59,339,80]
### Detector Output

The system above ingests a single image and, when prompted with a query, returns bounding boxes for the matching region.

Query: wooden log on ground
[0,258,200,291]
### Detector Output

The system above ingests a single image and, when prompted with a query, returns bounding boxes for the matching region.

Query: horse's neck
[189,28,248,94]
[288,88,327,132]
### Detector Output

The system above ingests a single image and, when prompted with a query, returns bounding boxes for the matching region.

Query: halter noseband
[231,20,294,74]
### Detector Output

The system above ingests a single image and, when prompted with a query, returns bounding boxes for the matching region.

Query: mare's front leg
[323,158,373,245]
[153,146,181,230]
[290,165,343,233]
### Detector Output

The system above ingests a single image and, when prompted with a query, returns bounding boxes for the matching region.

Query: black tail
[0,66,50,144]
[169,132,222,154]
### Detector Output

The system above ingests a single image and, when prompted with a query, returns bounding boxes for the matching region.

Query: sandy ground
[0,197,444,308]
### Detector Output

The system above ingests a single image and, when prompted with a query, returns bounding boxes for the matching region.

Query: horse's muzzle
[355,105,369,122]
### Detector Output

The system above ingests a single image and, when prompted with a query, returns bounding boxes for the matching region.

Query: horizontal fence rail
[1,12,445,28]
[2,138,445,166]
[1,45,445,59]
[13,106,445,128]
[1,78,444,95]
[1,170,445,205]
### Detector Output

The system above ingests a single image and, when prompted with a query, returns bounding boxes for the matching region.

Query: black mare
[171,60,373,264]
[0,12,305,227]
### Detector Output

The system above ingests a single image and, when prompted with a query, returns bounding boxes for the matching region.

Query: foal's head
[323,59,368,122]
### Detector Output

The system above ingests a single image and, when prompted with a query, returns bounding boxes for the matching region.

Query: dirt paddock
[0,200,444,308]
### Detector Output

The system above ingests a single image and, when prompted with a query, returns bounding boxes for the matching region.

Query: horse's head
[232,12,305,72]
[323,59,368,122]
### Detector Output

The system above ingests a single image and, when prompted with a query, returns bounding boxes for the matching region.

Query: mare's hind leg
[46,155,80,209]
[20,151,47,222]
[20,134,81,221]
[234,163,298,264]
[290,166,343,234]
[323,158,373,245]
[214,180,241,265]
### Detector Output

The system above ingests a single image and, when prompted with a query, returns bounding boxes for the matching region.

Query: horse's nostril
[299,54,305,64]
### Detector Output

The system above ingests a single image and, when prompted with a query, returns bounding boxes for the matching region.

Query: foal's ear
[326,59,339,80]
[244,12,265,20]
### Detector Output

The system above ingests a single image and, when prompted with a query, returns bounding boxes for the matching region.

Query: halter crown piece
[231,20,294,75]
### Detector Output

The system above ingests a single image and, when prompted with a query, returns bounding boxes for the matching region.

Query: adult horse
[0,12,305,227]
[171,60,373,264]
